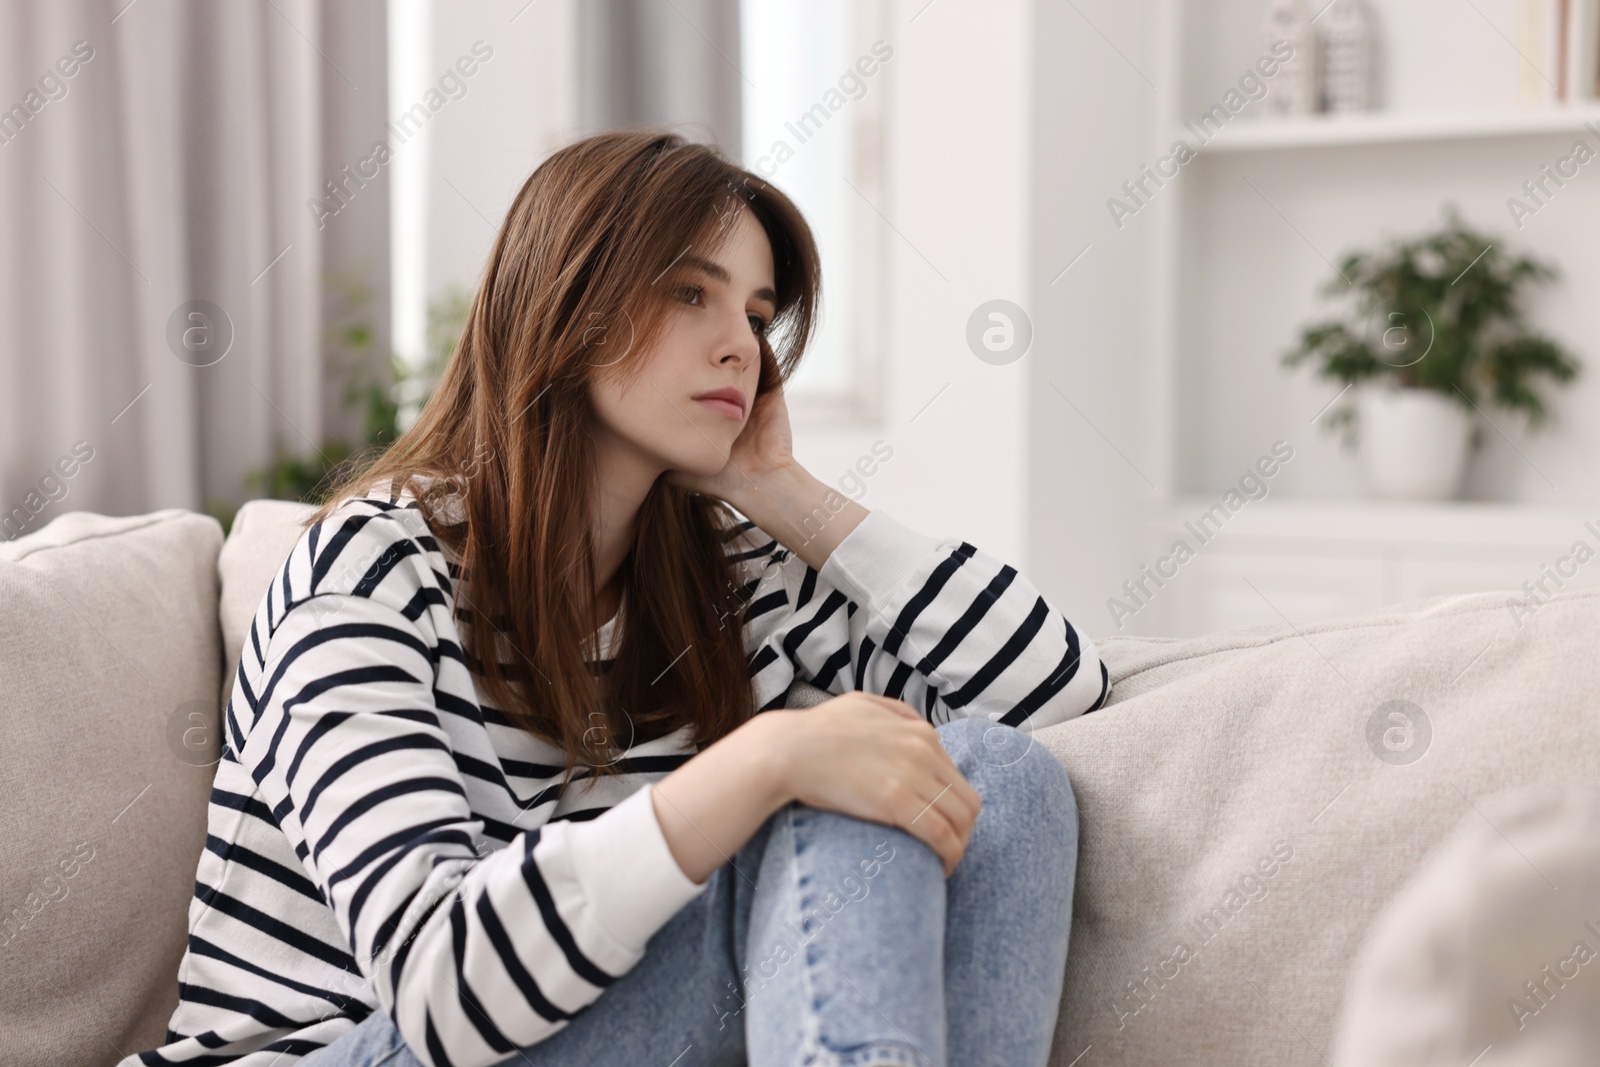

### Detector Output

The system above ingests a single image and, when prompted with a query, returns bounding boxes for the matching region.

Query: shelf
[1193,106,1600,153]
[1159,495,1600,554]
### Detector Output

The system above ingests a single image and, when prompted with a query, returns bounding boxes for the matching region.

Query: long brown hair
[306,128,821,790]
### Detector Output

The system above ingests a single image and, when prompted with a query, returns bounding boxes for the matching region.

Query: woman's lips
[694,396,743,420]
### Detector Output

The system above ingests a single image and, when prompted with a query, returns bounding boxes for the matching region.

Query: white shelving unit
[1135,496,1600,637]
[1132,0,1600,638]
[1200,105,1600,151]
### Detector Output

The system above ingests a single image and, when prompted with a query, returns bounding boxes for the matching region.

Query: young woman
[129,129,1111,1067]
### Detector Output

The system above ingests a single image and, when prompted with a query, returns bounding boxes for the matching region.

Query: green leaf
[233,268,475,513]
[1280,203,1581,440]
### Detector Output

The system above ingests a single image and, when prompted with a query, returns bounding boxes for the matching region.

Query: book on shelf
[1520,0,1600,104]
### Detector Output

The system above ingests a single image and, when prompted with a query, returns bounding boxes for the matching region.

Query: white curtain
[577,0,743,158]
[0,0,389,529]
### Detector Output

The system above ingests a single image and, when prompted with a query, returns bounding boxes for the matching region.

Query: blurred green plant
[1281,206,1581,448]
[202,269,471,534]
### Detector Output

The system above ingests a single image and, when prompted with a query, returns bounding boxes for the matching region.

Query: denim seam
[786,807,939,1067]
[788,803,831,1066]
[802,1040,934,1067]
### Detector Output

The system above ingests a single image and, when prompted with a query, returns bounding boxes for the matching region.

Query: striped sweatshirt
[127,485,1110,1067]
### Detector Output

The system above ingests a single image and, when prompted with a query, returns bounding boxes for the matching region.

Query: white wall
[787,0,1036,563]
[1026,0,1600,645]
[1026,0,1159,642]
[412,0,579,327]
[1176,0,1600,506]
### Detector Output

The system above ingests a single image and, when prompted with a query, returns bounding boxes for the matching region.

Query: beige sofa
[4,501,1598,1066]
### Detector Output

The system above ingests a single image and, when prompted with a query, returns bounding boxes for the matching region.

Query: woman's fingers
[798,691,987,877]
[853,691,922,721]
[892,741,982,878]
[889,775,966,876]
[852,691,985,853]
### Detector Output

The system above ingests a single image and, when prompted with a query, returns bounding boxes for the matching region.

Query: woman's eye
[677,282,767,336]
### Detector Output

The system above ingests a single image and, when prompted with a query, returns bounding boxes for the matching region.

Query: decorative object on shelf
[1281,207,1581,500]
[1520,0,1600,105]
[1261,0,1320,116]
[1319,0,1375,112]
[1564,0,1600,101]
[1353,385,1474,499]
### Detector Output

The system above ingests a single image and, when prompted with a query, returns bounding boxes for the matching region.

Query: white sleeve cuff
[818,510,949,611]
[560,783,708,955]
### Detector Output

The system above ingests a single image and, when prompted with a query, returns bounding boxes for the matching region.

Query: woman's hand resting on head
[667,374,870,578]
[666,380,795,505]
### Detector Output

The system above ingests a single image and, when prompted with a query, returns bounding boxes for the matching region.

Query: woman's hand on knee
[760,692,982,878]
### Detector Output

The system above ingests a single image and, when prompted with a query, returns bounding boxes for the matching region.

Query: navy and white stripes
[734,509,1108,728]
[127,488,1108,1067]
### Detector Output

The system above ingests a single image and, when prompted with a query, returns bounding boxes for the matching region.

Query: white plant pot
[1356,386,1474,500]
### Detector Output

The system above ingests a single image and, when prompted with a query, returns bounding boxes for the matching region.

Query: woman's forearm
[651,466,869,885]
[649,712,797,885]
[729,462,868,572]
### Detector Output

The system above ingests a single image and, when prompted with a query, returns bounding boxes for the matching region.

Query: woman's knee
[934,716,1076,829]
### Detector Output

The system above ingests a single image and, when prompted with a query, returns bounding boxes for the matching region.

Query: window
[387,0,432,429]
[740,0,891,425]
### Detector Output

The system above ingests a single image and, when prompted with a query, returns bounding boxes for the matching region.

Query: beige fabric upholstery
[216,499,320,710]
[0,510,223,1067]
[1332,787,1600,1067]
[12,499,1600,1067]
[1033,587,1600,1066]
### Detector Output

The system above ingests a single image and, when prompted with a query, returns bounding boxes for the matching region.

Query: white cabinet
[1167,551,1386,637]
[1129,497,1600,637]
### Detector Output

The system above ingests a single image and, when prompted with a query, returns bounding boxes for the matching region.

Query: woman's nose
[720,320,758,367]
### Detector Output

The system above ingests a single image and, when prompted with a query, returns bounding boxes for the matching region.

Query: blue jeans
[297,716,1079,1067]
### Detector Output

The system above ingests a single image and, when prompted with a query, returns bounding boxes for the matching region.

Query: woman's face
[588,205,777,481]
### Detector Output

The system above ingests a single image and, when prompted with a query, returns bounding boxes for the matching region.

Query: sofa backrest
[17,498,1586,1067]
[1332,785,1600,1065]
[216,499,320,711]
[0,510,223,1066]
[1035,584,1600,1065]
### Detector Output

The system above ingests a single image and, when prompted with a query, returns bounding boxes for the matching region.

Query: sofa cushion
[0,509,223,1067]
[1035,586,1600,1066]
[216,499,319,710]
[1331,785,1600,1066]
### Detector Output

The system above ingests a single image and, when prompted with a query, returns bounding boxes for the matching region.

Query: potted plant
[203,271,471,534]
[1282,207,1580,499]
